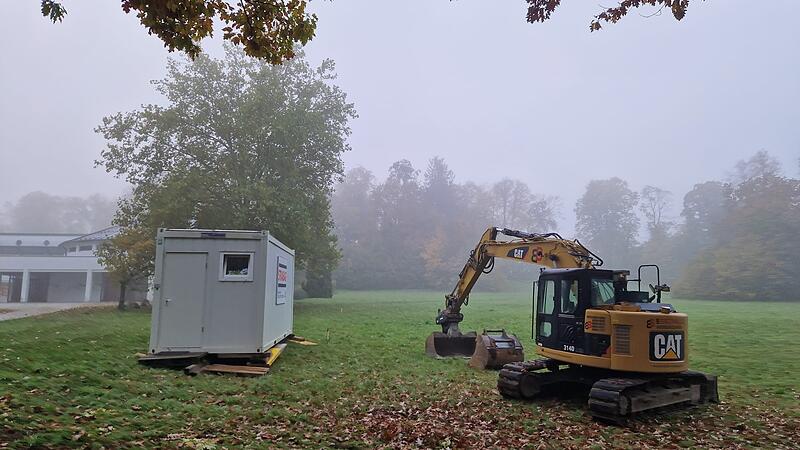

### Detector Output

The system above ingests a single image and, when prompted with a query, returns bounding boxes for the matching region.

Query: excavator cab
[534,268,614,355]
[532,266,672,357]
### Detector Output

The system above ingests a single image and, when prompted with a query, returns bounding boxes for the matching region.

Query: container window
[219,253,254,281]
[79,245,93,252]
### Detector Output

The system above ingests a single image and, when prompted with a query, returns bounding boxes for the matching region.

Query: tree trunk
[118,282,127,310]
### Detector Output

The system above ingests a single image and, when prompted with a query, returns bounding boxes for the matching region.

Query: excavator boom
[436,227,601,336]
[426,227,601,362]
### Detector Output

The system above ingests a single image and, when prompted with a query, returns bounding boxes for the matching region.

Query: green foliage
[40,0,315,62]
[40,1,705,63]
[526,0,699,31]
[575,177,640,269]
[95,227,154,309]
[302,250,335,298]
[40,0,66,23]
[676,173,800,301]
[96,47,356,296]
[0,293,797,447]
[628,151,799,301]
[121,0,316,62]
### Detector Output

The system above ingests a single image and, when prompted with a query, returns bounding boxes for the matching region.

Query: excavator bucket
[425,331,478,358]
[468,329,524,370]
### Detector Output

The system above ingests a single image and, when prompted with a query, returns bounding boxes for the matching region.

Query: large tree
[636,185,675,278]
[490,179,556,232]
[678,172,800,301]
[672,151,800,301]
[370,160,425,289]
[575,177,640,268]
[331,167,379,290]
[680,181,730,250]
[39,1,703,62]
[639,185,672,239]
[419,157,463,289]
[96,46,356,297]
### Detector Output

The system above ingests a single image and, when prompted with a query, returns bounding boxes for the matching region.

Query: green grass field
[1,291,798,449]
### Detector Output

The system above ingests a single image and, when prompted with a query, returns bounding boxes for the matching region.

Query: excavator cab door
[534,277,557,349]
[534,271,592,354]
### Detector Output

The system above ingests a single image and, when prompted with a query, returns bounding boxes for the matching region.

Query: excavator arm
[436,227,601,335]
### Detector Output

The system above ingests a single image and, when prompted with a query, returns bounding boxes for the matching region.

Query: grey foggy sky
[1,1,799,232]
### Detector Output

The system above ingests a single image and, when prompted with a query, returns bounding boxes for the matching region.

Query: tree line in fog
[331,151,800,301]
[2,150,797,302]
[0,192,116,234]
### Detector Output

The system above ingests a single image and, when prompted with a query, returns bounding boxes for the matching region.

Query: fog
[1,0,799,234]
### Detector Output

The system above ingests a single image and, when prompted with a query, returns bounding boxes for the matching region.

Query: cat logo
[507,247,528,259]
[650,332,684,361]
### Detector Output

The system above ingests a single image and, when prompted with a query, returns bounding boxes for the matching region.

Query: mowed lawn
[1,291,798,449]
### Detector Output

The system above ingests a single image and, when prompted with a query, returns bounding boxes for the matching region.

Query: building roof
[60,226,120,246]
[0,233,83,247]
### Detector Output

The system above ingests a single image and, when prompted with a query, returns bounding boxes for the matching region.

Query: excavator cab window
[537,279,556,338]
[542,279,555,314]
[590,278,616,306]
[561,279,579,314]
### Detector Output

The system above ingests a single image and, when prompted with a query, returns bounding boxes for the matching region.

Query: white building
[0,226,146,303]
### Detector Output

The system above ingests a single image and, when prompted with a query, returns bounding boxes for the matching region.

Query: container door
[157,252,207,349]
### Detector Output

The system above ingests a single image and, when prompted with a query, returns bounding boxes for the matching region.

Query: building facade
[0,227,147,303]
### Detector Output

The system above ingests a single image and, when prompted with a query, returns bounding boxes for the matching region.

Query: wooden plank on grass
[288,337,318,346]
[203,364,269,377]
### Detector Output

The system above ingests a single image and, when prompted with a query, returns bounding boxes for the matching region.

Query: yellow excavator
[426,227,719,423]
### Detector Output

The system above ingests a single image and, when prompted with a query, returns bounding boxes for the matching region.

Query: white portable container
[148,229,294,354]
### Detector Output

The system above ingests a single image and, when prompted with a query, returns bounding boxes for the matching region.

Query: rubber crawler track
[497,360,719,424]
